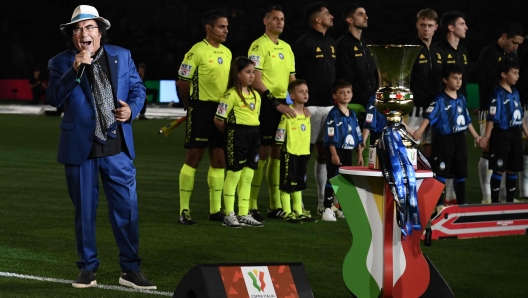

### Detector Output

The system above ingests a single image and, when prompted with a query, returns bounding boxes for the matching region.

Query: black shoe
[72,270,96,288]
[267,208,286,219]
[208,210,225,221]
[119,271,157,290]
[179,209,197,225]
[250,209,265,222]
[295,211,317,222]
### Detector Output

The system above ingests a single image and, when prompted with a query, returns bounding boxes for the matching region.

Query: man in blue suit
[46,5,156,290]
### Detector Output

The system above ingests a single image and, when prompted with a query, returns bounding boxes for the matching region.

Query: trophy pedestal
[331,166,454,298]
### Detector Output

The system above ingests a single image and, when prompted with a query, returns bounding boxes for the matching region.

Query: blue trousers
[65,152,141,273]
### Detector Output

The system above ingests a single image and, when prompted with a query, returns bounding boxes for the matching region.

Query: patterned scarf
[89,47,117,143]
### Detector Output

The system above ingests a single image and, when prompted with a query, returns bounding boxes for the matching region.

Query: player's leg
[179,101,207,225]
[478,111,492,203]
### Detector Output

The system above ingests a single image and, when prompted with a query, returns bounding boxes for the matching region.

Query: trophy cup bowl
[367,45,423,122]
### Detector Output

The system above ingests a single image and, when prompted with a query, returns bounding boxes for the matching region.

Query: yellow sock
[179,164,196,213]
[267,158,281,209]
[224,170,242,214]
[250,159,267,210]
[238,167,255,216]
[207,166,225,214]
[292,191,303,215]
[280,191,292,214]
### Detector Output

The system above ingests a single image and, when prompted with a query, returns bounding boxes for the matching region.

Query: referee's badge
[216,103,228,117]
[254,154,260,163]
[275,128,285,142]
[301,124,306,131]
[218,57,223,64]
[249,103,255,110]
[279,53,284,60]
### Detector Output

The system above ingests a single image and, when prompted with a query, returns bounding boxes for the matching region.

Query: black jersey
[293,28,336,107]
[336,31,378,108]
[477,41,519,110]
[436,38,470,97]
[410,38,443,108]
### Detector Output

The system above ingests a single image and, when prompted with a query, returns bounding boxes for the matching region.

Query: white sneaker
[222,212,242,228]
[237,214,264,227]
[336,210,345,218]
[322,208,337,222]
[481,198,491,204]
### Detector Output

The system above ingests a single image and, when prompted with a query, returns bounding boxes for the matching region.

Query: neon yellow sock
[179,164,196,213]
[267,158,281,209]
[238,167,255,216]
[250,159,267,209]
[207,166,225,214]
[280,191,292,214]
[223,170,242,214]
[292,191,303,215]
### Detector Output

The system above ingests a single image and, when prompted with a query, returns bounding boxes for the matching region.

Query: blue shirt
[424,91,472,135]
[324,106,363,149]
[363,95,387,133]
[486,86,523,130]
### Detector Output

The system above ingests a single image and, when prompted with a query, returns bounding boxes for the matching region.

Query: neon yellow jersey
[178,40,232,102]
[248,34,295,99]
[215,87,261,126]
[275,106,310,155]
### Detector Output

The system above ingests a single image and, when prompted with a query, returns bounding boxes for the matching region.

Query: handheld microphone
[75,64,86,84]
[75,51,91,84]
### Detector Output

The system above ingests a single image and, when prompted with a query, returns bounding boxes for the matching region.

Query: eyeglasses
[72,26,99,35]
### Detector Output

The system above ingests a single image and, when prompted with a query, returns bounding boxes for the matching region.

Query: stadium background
[1,0,527,82]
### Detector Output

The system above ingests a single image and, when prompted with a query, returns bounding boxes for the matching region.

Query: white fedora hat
[60,5,111,34]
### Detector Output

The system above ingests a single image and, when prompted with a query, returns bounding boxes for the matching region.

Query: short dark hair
[440,10,465,35]
[65,20,108,49]
[501,23,524,39]
[288,79,307,94]
[333,79,352,93]
[442,64,463,80]
[342,3,361,21]
[203,9,228,29]
[265,5,283,18]
[416,8,438,23]
[496,59,520,80]
[304,2,328,21]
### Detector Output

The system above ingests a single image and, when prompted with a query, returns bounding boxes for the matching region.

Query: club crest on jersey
[426,106,434,113]
[216,103,228,117]
[178,64,192,77]
[254,154,260,163]
[457,106,463,114]
[279,53,284,60]
[439,162,446,171]
[301,124,306,131]
[497,159,503,167]
[218,57,223,64]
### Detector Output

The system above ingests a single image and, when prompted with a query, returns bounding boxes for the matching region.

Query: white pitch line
[0,271,173,296]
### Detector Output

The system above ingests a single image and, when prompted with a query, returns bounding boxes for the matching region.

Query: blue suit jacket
[46,45,146,166]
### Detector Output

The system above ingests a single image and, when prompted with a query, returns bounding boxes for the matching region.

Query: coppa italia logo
[247,269,266,292]
[241,266,278,297]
